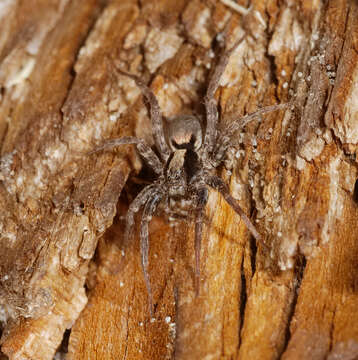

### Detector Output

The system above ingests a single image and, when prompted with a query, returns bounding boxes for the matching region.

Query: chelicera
[93,35,288,315]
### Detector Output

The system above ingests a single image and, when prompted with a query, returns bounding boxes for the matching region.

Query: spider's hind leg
[213,102,290,165]
[140,192,163,316]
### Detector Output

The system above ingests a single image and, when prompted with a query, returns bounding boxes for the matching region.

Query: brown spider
[93,36,288,315]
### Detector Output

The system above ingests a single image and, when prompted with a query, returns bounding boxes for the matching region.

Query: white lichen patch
[144,27,183,73]
[268,7,304,55]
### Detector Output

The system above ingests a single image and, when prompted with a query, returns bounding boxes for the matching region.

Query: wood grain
[0,0,357,359]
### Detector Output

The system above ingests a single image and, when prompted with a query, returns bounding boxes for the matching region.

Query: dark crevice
[0,326,9,359]
[262,11,279,92]
[353,179,358,204]
[152,264,176,318]
[278,255,307,359]
[250,233,257,276]
[54,329,71,359]
[266,53,279,89]
[0,121,9,154]
[238,256,248,347]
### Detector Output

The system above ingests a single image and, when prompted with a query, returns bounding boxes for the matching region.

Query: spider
[92,36,288,315]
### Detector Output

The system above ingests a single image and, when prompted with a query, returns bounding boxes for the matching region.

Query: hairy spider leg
[203,35,246,155]
[124,184,162,245]
[213,103,290,163]
[115,69,171,161]
[206,175,265,244]
[89,136,163,175]
[194,187,209,296]
[140,192,163,317]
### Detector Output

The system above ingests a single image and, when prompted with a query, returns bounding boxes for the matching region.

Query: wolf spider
[93,36,288,315]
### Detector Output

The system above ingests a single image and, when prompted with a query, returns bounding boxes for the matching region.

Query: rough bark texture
[0,0,358,359]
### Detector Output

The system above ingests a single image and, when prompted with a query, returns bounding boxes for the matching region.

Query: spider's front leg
[89,136,163,175]
[203,35,246,155]
[194,187,209,296]
[114,69,171,162]
[140,192,163,317]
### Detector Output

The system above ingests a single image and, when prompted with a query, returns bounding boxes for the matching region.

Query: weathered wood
[0,0,358,359]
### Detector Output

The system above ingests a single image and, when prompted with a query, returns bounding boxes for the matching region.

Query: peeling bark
[0,0,358,359]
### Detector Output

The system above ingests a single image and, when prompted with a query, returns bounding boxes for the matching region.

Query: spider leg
[124,183,161,244]
[222,103,290,143]
[203,35,246,155]
[194,187,209,296]
[206,175,263,243]
[115,69,171,162]
[213,103,290,164]
[89,136,163,175]
[140,192,163,316]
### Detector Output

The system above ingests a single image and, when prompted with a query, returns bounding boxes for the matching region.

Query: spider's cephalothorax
[165,115,203,199]
[93,38,288,315]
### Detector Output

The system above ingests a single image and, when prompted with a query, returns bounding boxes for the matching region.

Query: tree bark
[0,0,358,359]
